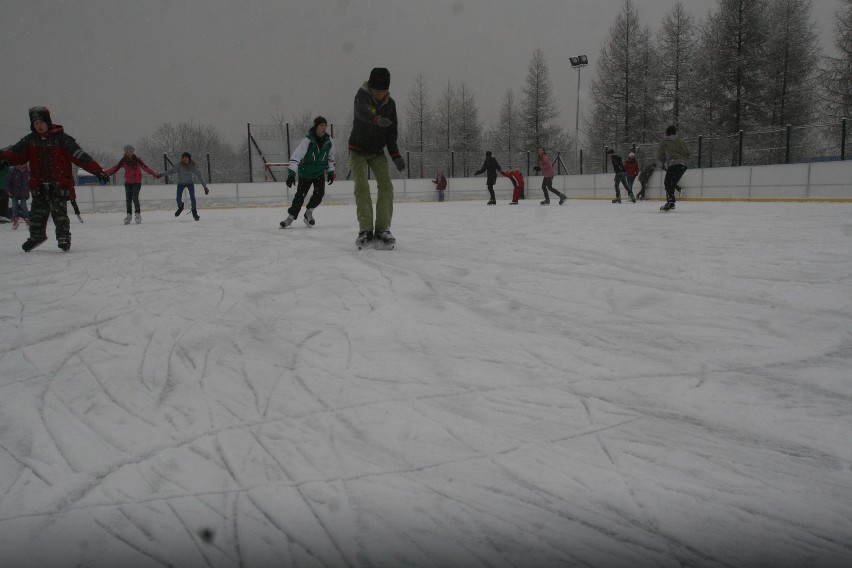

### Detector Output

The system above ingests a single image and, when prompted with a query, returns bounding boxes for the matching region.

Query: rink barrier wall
[75,160,852,213]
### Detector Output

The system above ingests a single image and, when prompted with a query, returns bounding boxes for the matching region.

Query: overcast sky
[1,0,843,156]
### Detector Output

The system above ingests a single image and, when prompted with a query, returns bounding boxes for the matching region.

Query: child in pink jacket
[104,144,160,224]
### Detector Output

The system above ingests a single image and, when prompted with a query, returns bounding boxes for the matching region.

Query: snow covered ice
[1,200,851,567]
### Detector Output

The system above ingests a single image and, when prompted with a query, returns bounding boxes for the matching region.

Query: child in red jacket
[0,106,108,252]
[624,152,640,197]
[501,169,525,204]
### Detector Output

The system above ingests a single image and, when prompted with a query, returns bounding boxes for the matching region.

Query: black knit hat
[29,106,52,130]
[368,67,390,90]
[181,152,192,160]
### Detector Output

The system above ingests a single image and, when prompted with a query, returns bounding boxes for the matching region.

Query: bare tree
[764,0,820,126]
[656,2,699,131]
[521,48,560,151]
[403,73,434,178]
[455,83,483,176]
[819,0,852,120]
[489,90,523,168]
[433,80,458,175]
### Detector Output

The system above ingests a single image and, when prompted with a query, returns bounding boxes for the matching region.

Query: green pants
[29,193,70,240]
[350,151,394,233]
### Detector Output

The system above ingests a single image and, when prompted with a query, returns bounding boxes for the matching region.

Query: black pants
[664,165,687,203]
[288,176,326,218]
[125,183,142,214]
[29,192,70,240]
[613,172,631,197]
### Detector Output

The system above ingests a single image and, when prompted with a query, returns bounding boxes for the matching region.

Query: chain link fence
[234,119,849,182]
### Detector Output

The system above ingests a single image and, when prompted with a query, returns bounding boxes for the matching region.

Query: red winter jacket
[624,158,640,177]
[537,153,555,177]
[105,155,158,184]
[500,169,524,188]
[0,124,104,198]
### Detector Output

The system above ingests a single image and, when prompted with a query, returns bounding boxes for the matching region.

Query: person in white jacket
[280,116,336,228]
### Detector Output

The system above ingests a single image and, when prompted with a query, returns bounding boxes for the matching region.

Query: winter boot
[22,237,48,252]
[660,201,675,211]
[192,209,200,221]
[628,192,636,203]
[558,193,567,205]
[356,230,373,249]
[612,197,622,203]
[135,213,142,224]
[304,208,315,226]
[175,204,184,217]
[124,214,132,225]
[280,215,294,229]
[540,199,550,205]
[487,188,496,205]
[57,236,71,252]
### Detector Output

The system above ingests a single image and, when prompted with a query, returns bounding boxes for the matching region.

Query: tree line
[120,0,850,182]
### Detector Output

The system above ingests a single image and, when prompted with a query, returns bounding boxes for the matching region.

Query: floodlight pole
[570,55,588,173]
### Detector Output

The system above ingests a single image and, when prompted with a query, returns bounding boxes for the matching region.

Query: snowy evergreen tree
[454,83,483,177]
[521,48,561,151]
[403,73,435,178]
[764,0,820,126]
[587,0,649,152]
[656,2,699,132]
[489,90,523,168]
[820,0,852,120]
[433,80,458,175]
[703,0,770,132]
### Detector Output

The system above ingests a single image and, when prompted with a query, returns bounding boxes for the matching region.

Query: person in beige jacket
[657,125,690,211]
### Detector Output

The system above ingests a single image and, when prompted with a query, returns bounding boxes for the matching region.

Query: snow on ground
[1,199,851,567]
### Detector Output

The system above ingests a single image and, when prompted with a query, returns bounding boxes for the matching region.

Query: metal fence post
[247,123,253,183]
[842,118,847,161]
[451,152,455,177]
[785,125,792,164]
[406,151,410,179]
[206,153,212,183]
[738,130,744,166]
[556,151,562,175]
[579,149,584,175]
[698,135,703,168]
[526,151,531,177]
[286,123,291,160]
[604,146,609,173]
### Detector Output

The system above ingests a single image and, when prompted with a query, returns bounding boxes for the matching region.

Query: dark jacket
[433,172,447,191]
[638,163,656,184]
[475,155,502,184]
[347,82,401,160]
[609,153,625,174]
[0,124,104,198]
[4,166,31,200]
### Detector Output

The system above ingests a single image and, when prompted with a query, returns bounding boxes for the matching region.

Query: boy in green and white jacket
[280,116,336,228]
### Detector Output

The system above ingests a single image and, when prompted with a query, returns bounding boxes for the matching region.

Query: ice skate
[374,230,395,250]
[12,217,19,230]
[612,198,622,203]
[280,215,294,229]
[124,214,132,225]
[628,193,636,203]
[356,230,373,250]
[175,204,184,217]
[540,200,550,205]
[57,237,71,252]
[192,209,200,221]
[487,199,496,205]
[304,208,315,226]
[135,213,141,224]
[660,201,675,211]
[22,237,47,252]
[559,194,567,205]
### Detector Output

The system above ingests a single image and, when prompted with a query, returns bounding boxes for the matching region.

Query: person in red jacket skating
[624,152,640,197]
[0,106,109,252]
[533,147,567,205]
[105,144,161,224]
[501,169,525,204]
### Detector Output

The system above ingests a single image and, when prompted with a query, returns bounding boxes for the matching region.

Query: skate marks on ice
[1,203,852,566]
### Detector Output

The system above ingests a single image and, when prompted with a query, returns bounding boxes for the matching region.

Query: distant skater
[280,116,336,229]
[474,151,502,205]
[606,148,635,203]
[635,163,655,200]
[105,144,161,224]
[657,125,690,212]
[162,152,209,221]
[533,147,566,205]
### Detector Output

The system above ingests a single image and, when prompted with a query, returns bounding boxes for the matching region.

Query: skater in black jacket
[474,151,502,205]
[606,148,635,203]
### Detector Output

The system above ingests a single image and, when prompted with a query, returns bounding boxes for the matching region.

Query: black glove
[533,166,541,172]
[286,173,295,188]
[327,172,335,185]
[377,117,393,128]
[96,171,110,184]
[393,156,406,172]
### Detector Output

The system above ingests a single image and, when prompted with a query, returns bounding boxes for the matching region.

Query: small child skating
[501,169,525,204]
[4,163,31,229]
[162,152,209,221]
[280,116,335,229]
[635,163,656,200]
[105,144,161,224]
[0,106,108,252]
